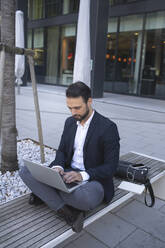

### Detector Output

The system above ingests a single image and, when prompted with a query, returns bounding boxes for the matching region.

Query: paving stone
[116,200,165,242]
[116,229,165,248]
[111,199,134,214]
[55,232,85,248]
[85,213,136,248]
[159,204,165,214]
[135,195,165,210]
[63,243,77,248]
[64,232,109,248]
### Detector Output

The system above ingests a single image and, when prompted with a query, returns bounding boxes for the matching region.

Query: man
[19,82,120,233]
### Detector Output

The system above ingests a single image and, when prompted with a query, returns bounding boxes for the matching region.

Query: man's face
[66,96,92,122]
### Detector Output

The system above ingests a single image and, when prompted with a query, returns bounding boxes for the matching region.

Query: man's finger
[59,170,64,175]
[63,172,76,182]
[63,171,82,183]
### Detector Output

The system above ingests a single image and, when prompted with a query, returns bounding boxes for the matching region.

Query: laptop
[23,159,85,193]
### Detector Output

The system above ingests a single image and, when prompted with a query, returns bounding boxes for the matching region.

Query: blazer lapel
[83,112,98,156]
[68,121,77,157]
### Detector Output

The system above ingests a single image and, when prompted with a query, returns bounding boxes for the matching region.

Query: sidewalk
[16,84,165,248]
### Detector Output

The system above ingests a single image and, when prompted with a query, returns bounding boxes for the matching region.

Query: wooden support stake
[0,49,6,145]
[28,55,45,164]
[0,43,35,56]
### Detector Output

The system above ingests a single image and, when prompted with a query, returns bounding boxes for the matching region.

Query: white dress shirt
[71,110,94,181]
[53,110,94,182]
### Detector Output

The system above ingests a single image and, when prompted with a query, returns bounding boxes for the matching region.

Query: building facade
[20,0,165,99]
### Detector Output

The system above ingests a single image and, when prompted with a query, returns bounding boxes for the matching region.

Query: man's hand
[63,171,83,183]
[52,167,64,175]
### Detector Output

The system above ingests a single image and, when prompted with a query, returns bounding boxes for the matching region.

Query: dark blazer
[50,111,120,203]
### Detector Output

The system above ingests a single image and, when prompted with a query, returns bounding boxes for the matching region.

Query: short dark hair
[66,81,91,103]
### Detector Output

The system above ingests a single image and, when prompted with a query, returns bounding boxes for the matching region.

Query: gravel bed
[0,139,56,205]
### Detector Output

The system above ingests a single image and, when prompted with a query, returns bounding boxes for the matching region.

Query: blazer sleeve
[49,121,67,169]
[86,122,120,180]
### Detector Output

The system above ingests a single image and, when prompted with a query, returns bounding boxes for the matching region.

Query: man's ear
[87,97,92,105]
[88,97,92,103]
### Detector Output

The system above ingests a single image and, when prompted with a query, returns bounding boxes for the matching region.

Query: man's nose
[71,109,77,115]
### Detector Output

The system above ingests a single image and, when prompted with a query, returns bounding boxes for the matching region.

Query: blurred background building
[3,0,165,99]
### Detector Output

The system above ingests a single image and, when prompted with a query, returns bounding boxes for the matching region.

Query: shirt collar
[77,110,95,128]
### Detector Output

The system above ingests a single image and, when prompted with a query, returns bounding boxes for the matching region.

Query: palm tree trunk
[1,0,18,172]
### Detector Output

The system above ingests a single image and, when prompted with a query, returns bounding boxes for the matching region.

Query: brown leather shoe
[29,193,44,206]
[57,205,85,233]
[72,211,85,233]
[57,205,75,226]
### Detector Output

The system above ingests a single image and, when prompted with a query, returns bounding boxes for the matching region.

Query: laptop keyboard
[60,174,78,189]
[65,182,78,189]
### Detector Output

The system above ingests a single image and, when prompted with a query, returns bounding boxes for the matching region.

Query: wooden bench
[1,152,165,248]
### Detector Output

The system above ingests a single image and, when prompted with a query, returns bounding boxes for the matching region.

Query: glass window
[107,17,118,33]
[45,0,62,17]
[117,32,138,83]
[117,15,143,93]
[105,15,143,94]
[146,11,165,30]
[69,0,80,13]
[141,11,165,98]
[120,15,143,32]
[27,28,45,83]
[63,0,80,15]
[109,0,141,6]
[28,0,44,20]
[59,24,76,85]
[33,28,44,66]
[27,29,32,49]
[63,0,70,14]
[46,26,60,84]
[105,33,117,80]
[105,18,118,84]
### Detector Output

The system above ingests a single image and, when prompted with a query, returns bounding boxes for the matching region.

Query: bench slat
[1,208,55,236]
[0,205,49,229]
[1,217,66,248]
[1,213,58,243]
[0,194,30,209]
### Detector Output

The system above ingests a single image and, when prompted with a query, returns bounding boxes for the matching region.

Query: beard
[73,107,89,122]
